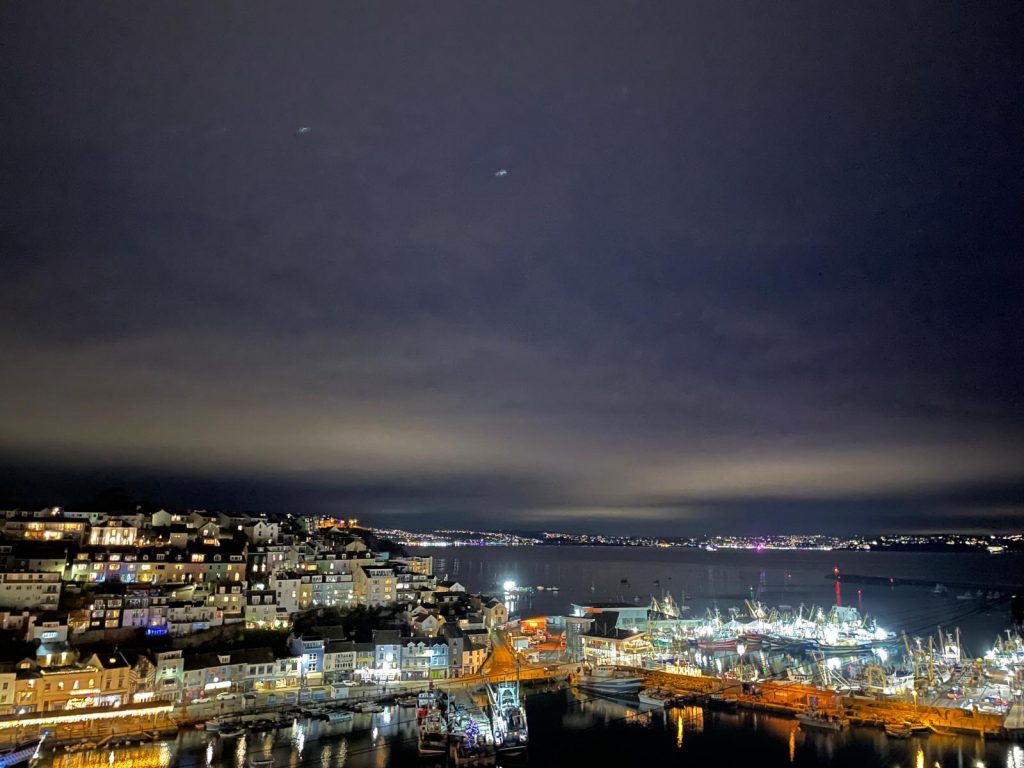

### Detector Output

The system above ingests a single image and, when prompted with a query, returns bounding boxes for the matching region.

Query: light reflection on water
[33,693,1018,768]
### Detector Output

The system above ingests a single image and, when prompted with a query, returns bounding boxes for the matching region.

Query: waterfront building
[152,650,184,703]
[289,635,326,686]
[182,648,274,702]
[580,612,650,665]
[369,629,402,682]
[571,602,649,630]
[322,639,357,682]
[14,650,132,712]
[247,655,300,697]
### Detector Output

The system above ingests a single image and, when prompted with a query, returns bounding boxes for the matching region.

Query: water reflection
[32,689,1020,768]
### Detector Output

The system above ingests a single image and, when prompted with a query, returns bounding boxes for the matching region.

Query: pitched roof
[183,647,275,671]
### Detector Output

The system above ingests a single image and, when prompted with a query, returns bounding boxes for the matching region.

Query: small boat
[956,591,974,601]
[397,695,419,707]
[797,709,849,731]
[884,722,913,739]
[250,757,275,768]
[932,584,947,595]
[326,710,353,723]
[355,702,384,714]
[204,718,224,733]
[574,666,644,694]
[218,723,245,739]
[706,693,738,712]
[637,688,675,708]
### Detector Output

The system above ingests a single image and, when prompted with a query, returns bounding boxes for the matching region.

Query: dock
[623,667,1012,737]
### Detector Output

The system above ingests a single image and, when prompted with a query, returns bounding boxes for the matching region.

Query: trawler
[488,681,528,755]
[417,708,449,757]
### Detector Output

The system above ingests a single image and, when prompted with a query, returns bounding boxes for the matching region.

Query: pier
[620,666,1012,737]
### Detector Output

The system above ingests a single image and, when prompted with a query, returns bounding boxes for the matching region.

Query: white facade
[0,571,61,610]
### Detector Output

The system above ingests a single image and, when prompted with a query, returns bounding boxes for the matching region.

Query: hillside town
[0,507,510,716]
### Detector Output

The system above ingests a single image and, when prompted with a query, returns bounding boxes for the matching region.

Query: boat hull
[637,689,673,707]
[576,678,644,694]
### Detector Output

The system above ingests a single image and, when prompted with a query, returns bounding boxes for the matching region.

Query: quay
[622,666,1012,737]
[0,662,1016,754]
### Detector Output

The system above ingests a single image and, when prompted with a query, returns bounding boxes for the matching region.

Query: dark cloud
[0,1,1021,532]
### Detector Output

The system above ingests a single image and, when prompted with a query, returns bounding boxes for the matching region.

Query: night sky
[1,2,1021,534]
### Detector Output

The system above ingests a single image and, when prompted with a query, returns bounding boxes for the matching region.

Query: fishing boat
[448,698,497,767]
[696,630,738,651]
[417,709,449,757]
[637,688,676,708]
[218,723,245,739]
[807,638,875,655]
[796,709,849,731]
[956,591,974,601]
[488,677,528,755]
[574,666,644,694]
[327,710,353,723]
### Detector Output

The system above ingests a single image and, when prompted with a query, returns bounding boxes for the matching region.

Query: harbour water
[39,686,1024,768]
[33,547,1024,767]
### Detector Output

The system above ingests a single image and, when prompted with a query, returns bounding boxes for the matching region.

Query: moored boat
[218,723,245,739]
[574,666,644,694]
[489,680,528,755]
[418,709,449,757]
[884,722,913,738]
[637,688,675,708]
[797,709,849,731]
